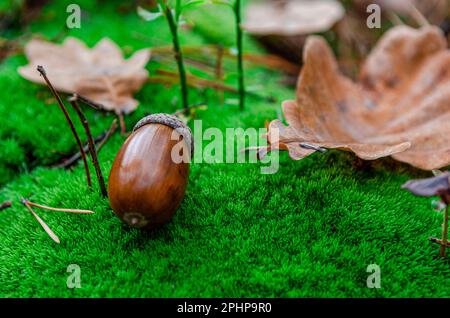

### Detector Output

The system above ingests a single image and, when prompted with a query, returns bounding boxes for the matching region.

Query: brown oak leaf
[18,37,151,114]
[262,26,450,170]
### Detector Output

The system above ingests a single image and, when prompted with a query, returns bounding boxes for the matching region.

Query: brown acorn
[108,114,193,229]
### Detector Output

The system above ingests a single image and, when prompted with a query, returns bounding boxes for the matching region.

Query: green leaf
[137,6,163,21]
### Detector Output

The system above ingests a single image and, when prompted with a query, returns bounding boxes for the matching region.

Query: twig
[73,94,103,110]
[37,66,92,188]
[118,112,126,135]
[430,237,450,247]
[68,95,108,198]
[74,93,124,135]
[24,199,94,214]
[0,201,12,211]
[21,199,60,244]
[300,143,327,153]
[53,133,104,168]
[234,0,245,111]
[53,119,118,169]
[97,119,118,148]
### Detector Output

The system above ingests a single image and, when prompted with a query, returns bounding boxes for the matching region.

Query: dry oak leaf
[18,37,151,114]
[263,25,450,171]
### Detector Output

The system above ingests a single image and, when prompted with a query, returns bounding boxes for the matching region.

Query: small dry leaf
[402,172,450,198]
[19,37,151,114]
[243,0,345,36]
[262,26,450,171]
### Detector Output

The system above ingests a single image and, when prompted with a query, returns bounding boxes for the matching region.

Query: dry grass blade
[154,69,238,93]
[26,201,94,214]
[151,70,275,102]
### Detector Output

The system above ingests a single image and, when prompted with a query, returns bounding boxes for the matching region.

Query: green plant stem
[175,0,182,22]
[234,0,245,111]
[440,205,449,257]
[36,66,92,189]
[69,96,108,198]
[161,1,189,114]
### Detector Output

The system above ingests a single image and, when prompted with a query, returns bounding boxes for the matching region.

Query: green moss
[0,0,449,297]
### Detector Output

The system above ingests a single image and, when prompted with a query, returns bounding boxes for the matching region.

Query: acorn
[108,114,193,229]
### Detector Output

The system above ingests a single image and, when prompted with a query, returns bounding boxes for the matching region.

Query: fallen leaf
[243,0,345,36]
[262,26,450,171]
[242,0,345,63]
[18,37,151,114]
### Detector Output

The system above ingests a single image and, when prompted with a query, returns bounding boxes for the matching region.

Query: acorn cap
[133,113,194,157]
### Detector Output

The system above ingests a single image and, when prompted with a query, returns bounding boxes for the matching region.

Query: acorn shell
[108,114,192,229]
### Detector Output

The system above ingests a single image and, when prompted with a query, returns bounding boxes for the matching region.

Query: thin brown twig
[21,199,60,244]
[97,118,118,149]
[53,134,104,168]
[73,94,103,110]
[36,65,92,188]
[118,112,126,135]
[68,95,108,198]
[430,237,450,247]
[0,201,12,211]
